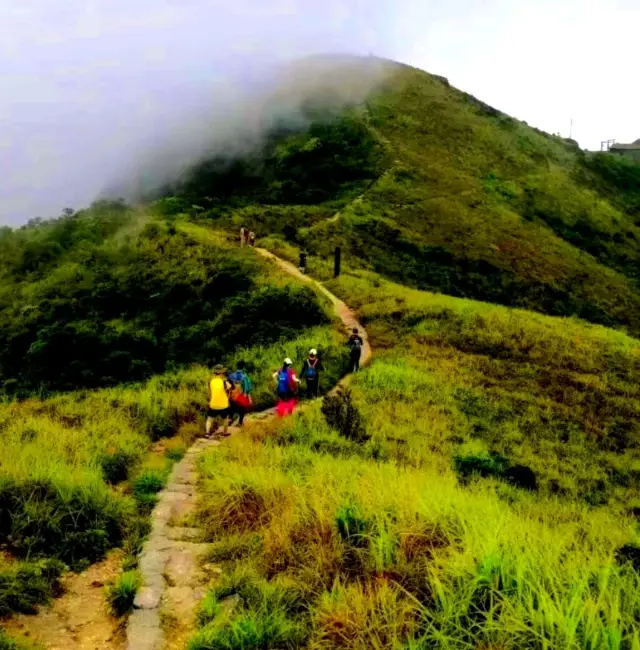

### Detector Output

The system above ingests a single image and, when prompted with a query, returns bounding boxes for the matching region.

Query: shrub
[99,449,137,483]
[0,558,64,617]
[107,570,142,616]
[453,453,509,481]
[453,454,538,491]
[321,389,368,442]
[0,479,129,566]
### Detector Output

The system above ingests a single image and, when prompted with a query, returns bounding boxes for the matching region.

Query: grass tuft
[107,570,142,617]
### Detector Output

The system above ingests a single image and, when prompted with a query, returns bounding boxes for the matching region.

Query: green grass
[192,270,640,649]
[0,631,34,650]
[107,570,142,617]
[0,313,346,613]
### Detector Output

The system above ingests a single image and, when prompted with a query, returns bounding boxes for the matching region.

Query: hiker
[206,364,233,437]
[228,360,253,426]
[301,348,323,399]
[272,357,300,416]
[248,231,256,247]
[299,249,307,274]
[348,328,364,372]
[240,226,247,246]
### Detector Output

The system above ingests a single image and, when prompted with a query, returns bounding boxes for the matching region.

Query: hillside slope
[162,57,640,335]
[0,204,329,394]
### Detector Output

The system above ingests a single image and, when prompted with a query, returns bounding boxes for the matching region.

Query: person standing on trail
[301,348,323,399]
[206,364,233,437]
[248,231,256,247]
[348,328,364,373]
[273,357,300,416]
[299,249,307,274]
[240,226,247,246]
[228,361,253,427]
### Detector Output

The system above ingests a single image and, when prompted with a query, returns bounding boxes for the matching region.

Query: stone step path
[126,250,371,650]
[126,435,227,650]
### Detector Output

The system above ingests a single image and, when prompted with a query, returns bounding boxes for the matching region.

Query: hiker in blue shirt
[301,348,323,399]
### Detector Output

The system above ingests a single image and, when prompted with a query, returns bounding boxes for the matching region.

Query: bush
[99,449,137,483]
[107,570,142,616]
[0,479,129,566]
[0,558,64,617]
[321,389,368,442]
[453,454,538,491]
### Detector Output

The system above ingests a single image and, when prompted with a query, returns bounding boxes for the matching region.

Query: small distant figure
[206,364,232,437]
[348,328,364,373]
[240,226,247,247]
[273,357,300,416]
[228,360,253,427]
[299,249,307,274]
[248,231,256,247]
[301,348,323,399]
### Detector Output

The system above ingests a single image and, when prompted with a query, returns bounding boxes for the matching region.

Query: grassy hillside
[0,206,350,620]
[162,57,640,336]
[190,270,640,650]
[0,204,328,394]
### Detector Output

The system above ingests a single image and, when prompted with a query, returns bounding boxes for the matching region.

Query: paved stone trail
[126,250,371,650]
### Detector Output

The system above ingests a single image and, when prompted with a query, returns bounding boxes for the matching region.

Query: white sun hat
[284,357,293,365]
[309,349,317,355]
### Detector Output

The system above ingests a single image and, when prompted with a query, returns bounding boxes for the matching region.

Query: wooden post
[334,247,341,278]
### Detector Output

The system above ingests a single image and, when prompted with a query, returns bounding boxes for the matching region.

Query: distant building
[610,139,640,163]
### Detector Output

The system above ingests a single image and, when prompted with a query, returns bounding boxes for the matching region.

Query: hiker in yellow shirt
[206,364,233,437]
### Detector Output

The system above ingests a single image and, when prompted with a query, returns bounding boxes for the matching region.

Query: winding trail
[126,250,371,650]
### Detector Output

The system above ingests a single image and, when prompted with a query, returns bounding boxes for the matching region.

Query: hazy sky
[1,0,638,225]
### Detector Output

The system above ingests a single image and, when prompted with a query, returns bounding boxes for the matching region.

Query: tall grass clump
[107,570,142,617]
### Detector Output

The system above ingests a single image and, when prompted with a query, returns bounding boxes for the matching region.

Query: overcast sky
[1,0,638,225]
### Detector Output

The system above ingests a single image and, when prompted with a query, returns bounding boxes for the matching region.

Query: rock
[167,527,202,542]
[127,609,164,650]
[138,549,167,577]
[134,585,163,610]
[219,594,242,617]
[91,580,104,588]
[168,483,195,495]
[173,471,198,485]
[164,586,200,614]
[164,550,199,587]
[170,498,196,522]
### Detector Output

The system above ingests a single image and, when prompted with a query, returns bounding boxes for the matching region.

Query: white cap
[309,349,317,356]
[284,357,293,365]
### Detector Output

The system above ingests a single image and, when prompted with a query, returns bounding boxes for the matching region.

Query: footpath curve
[126,250,372,650]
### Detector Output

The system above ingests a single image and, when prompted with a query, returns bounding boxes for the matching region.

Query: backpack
[350,336,362,351]
[305,359,318,380]
[230,370,252,396]
[277,369,290,393]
